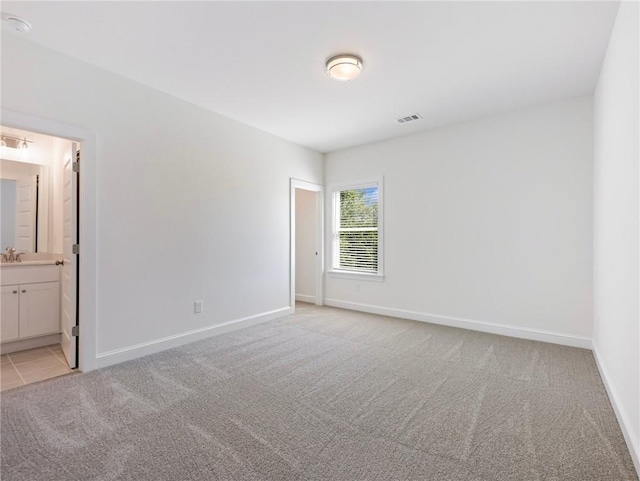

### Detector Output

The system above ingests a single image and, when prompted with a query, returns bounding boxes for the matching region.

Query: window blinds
[332,185,379,273]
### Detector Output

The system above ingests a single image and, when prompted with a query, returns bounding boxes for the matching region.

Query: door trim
[2,109,98,372]
[290,179,324,310]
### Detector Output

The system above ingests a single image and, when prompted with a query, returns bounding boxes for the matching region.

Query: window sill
[327,270,385,282]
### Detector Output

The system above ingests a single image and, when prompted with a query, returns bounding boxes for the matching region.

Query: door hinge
[71,325,79,337]
[72,161,80,173]
[72,244,80,255]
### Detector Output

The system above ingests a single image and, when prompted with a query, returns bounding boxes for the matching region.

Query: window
[331,179,383,278]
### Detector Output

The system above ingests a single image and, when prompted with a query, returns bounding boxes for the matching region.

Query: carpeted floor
[1,303,637,480]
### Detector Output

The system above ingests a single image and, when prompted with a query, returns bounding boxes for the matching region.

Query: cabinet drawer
[0,265,59,286]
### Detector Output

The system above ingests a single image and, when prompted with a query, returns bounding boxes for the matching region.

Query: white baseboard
[592,344,640,476]
[0,333,61,354]
[96,307,293,369]
[295,294,316,303]
[324,298,592,349]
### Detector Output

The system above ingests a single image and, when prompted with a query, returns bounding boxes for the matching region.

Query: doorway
[1,109,97,374]
[290,179,324,309]
[0,125,80,388]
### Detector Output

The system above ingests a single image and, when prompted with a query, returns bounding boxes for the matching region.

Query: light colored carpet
[1,303,637,480]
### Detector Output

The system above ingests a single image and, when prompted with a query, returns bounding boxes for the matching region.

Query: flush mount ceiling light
[326,54,363,81]
[1,13,31,33]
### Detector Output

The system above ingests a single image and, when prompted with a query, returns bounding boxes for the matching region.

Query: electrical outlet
[194,301,203,314]
[355,283,360,292]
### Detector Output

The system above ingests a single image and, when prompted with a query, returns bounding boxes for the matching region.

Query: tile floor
[1,345,73,392]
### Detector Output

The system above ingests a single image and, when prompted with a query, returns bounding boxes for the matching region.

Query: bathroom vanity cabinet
[0,264,60,342]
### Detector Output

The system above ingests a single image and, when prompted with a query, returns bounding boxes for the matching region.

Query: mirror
[1,160,50,254]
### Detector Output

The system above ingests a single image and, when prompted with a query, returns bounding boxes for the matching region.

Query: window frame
[328,177,384,281]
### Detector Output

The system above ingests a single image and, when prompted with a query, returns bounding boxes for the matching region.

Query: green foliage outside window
[336,188,378,272]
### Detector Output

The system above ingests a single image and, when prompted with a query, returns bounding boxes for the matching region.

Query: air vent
[396,113,422,124]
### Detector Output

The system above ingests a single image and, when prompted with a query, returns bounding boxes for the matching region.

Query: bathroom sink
[0,260,59,266]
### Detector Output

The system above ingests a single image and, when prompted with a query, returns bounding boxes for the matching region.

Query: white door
[15,177,37,252]
[61,145,78,368]
[295,189,317,303]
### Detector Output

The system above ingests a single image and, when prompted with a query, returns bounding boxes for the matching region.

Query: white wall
[1,34,323,361]
[593,1,640,469]
[295,188,317,301]
[325,97,593,345]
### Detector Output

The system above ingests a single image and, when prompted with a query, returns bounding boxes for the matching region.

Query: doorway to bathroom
[0,125,80,390]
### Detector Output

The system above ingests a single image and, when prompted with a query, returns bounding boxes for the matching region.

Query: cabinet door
[1,285,20,342]
[19,282,60,338]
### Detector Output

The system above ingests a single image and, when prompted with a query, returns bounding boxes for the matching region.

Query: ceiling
[1,2,620,153]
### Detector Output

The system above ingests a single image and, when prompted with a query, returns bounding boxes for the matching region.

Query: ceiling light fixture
[1,13,31,33]
[0,135,33,150]
[326,54,363,81]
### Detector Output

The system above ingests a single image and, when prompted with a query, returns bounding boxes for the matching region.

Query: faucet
[5,247,16,263]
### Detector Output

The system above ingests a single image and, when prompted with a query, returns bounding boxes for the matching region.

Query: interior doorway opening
[0,125,80,390]
[290,179,324,310]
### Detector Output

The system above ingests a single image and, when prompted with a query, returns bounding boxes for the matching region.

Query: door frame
[2,109,97,372]
[290,179,324,309]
